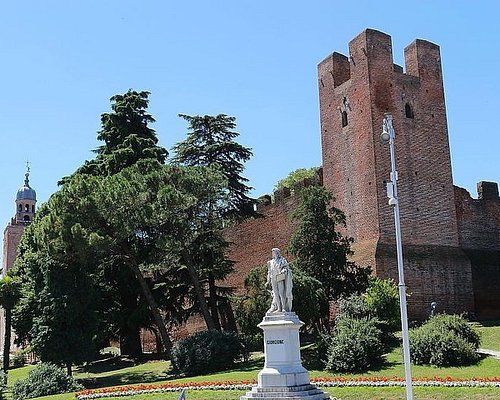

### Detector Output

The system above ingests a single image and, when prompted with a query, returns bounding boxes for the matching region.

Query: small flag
[179,388,187,400]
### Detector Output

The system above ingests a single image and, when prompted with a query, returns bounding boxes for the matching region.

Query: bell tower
[15,165,37,224]
[3,165,37,275]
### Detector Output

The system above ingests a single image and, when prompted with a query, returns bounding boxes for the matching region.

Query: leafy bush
[171,330,244,376]
[337,294,370,319]
[275,167,320,191]
[10,351,26,369]
[326,317,383,372]
[12,363,83,400]
[425,314,480,348]
[235,265,329,338]
[234,265,270,339]
[409,314,480,367]
[363,277,400,332]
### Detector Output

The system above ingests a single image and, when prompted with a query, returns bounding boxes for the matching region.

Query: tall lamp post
[381,113,413,400]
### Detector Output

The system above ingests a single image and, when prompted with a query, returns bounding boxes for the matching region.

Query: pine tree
[289,186,371,301]
[172,114,254,330]
[173,114,254,218]
[76,90,167,176]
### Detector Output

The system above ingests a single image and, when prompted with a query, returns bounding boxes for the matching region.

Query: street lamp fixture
[381,113,414,400]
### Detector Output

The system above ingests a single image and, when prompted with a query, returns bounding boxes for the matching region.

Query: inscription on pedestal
[266,339,284,345]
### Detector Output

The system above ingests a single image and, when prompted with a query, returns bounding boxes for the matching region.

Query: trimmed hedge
[171,330,244,376]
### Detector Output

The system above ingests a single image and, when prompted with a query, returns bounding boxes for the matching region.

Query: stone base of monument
[240,312,330,400]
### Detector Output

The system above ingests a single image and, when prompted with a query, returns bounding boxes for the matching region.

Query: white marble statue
[266,248,293,313]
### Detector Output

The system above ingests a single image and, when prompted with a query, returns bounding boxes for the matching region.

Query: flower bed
[75,377,500,399]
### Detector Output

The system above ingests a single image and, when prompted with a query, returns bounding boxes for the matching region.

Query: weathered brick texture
[224,191,301,294]
[2,219,25,275]
[455,183,500,318]
[228,29,500,320]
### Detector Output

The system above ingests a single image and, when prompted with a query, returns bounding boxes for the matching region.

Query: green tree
[76,90,167,176]
[11,195,101,376]
[289,185,370,300]
[172,114,254,330]
[172,114,254,218]
[275,167,320,191]
[235,264,329,336]
[0,276,21,373]
[61,90,171,356]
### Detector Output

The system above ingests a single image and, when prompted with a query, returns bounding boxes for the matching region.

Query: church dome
[16,172,36,200]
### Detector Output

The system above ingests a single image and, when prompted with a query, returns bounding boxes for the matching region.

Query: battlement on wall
[255,168,323,212]
[318,29,442,88]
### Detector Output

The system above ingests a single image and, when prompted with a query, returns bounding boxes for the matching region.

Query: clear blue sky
[1,1,499,265]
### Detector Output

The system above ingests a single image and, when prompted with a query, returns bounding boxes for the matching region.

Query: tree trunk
[66,362,72,377]
[118,278,143,357]
[119,323,142,357]
[208,273,221,331]
[182,250,217,330]
[128,263,173,355]
[3,307,11,373]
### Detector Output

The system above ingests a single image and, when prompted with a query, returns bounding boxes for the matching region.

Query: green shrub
[363,277,400,332]
[171,330,244,376]
[337,294,370,319]
[10,351,26,369]
[235,265,329,337]
[234,265,270,338]
[425,314,480,348]
[326,317,383,372]
[409,314,480,367]
[12,363,83,400]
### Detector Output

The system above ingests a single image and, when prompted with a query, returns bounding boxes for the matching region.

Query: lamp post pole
[381,113,413,400]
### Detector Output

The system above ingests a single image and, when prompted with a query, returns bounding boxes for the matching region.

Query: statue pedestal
[241,312,329,400]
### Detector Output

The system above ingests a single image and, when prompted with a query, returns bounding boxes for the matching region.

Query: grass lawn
[472,320,500,351]
[5,323,500,400]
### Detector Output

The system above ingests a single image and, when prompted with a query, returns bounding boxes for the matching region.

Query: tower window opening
[32,205,35,213]
[18,204,22,212]
[405,103,414,119]
[341,111,348,127]
[25,204,30,212]
[23,215,30,222]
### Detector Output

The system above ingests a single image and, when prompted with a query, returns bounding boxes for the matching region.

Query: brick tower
[2,166,37,275]
[318,29,474,319]
[1,167,37,354]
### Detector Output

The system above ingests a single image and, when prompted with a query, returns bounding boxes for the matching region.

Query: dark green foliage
[409,314,480,367]
[56,90,170,355]
[11,363,83,400]
[275,167,320,191]
[234,265,329,338]
[12,190,102,370]
[364,278,400,332]
[77,90,167,177]
[10,351,25,369]
[173,113,254,218]
[289,186,370,301]
[325,317,383,372]
[0,276,21,372]
[425,314,480,348]
[337,294,370,320]
[234,265,270,339]
[172,113,254,331]
[291,268,329,332]
[171,331,244,376]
